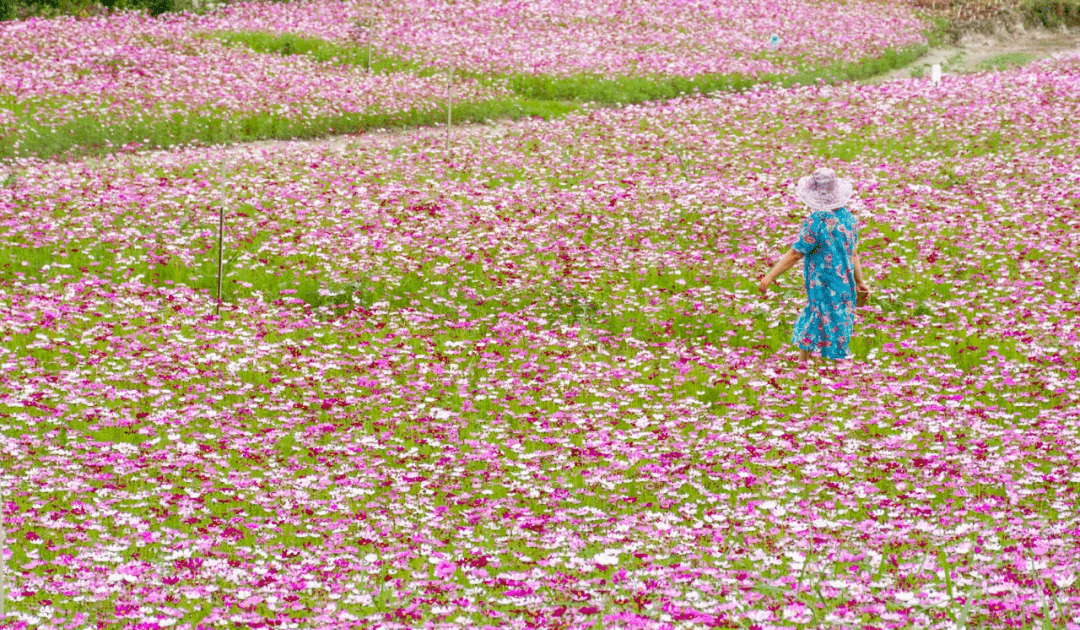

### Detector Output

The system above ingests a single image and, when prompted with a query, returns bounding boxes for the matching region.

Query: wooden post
[446,64,454,155]
[216,164,226,318]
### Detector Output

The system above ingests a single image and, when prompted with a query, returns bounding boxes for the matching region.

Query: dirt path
[240,116,511,156]
[862,24,1080,84]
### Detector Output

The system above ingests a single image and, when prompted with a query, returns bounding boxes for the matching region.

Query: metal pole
[672,143,689,181]
[446,64,454,155]
[216,164,226,318]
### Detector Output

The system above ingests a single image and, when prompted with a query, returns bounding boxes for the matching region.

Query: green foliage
[145,0,174,16]
[509,71,751,103]
[921,15,955,48]
[0,242,116,284]
[776,43,929,88]
[0,20,936,157]
[1,0,174,19]
[1022,0,1080,27]
[509,43,928,105]
[85,425,152,446]
[977,52,1038,71]
[0,97,579,161]
[215,31,329,58]
[207,30,430,74]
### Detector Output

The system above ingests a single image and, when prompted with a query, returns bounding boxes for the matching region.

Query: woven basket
[856,286,870,308]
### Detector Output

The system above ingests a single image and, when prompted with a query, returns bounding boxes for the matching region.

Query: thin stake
[446,64,454,155]
[672,143,690,180]
[215,164,226,318]
[366,19,375,71]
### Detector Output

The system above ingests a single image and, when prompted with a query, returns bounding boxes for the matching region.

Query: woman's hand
[856,282,870,306]
[757,277,771,296]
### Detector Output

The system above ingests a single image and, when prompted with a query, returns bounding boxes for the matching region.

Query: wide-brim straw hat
[796,167,853,211]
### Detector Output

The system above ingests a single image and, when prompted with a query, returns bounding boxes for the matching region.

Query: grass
[977,52,1038,71]
[207,26,939,105]
[0,222,1040,380]
[3,13,1074,626]
[205,30,431,75]
[0,313,1064,622]
[0,97,578,161]
[943,50,967,73]
[506,42,931,103]
[0,18,950,160]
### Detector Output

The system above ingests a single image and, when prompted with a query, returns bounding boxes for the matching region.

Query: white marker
[931,63,942,86]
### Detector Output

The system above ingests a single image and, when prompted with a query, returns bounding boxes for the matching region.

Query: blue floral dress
[790,208,858,360]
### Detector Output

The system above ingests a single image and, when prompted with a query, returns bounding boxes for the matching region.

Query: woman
[757,168,870,365]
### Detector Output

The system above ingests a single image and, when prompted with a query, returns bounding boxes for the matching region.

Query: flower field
[0,12,515,160]
[0,0,932,160]
[189,0,928,77]
[1,18,1080,630]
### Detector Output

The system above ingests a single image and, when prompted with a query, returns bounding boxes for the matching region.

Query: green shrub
[145,0,173,15]
[0,97,578,162]
[3,0,188,19]
[977,52,1037,71]
[1023,0,1080,27]
[206,30,430,74]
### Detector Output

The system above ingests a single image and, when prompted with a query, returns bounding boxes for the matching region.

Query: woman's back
[797,208,857,296]
[791,207,858,358]
[757,167,869,363]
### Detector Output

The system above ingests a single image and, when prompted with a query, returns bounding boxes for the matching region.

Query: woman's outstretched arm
[758,248,804,294]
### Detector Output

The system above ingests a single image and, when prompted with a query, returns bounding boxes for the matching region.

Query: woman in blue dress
[757,168,870,364]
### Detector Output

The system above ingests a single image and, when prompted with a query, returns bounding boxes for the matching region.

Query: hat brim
[796,176,853,211]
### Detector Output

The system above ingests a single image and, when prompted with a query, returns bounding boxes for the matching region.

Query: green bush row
[0,20,943,161]
[1,98,579,161]
[0,17,949,159]
[207,29,934,100]
[508,43,930,102]
[0,0,180,21]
